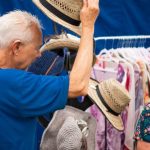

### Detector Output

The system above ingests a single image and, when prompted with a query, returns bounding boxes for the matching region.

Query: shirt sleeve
[6,70,69,117]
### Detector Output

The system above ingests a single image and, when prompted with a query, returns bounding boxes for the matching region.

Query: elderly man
[0,0,99,149]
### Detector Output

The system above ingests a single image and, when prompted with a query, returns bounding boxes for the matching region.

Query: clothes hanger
[116,39,132,60]
[98,38,120,64]
[98,39,132,75]
[117,39,141,72]
[96,39,121,73]
[139,39,150,63]
[98,39,112,58]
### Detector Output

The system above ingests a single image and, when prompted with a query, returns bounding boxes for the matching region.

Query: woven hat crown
[57,116,82,150]
[32,0,83,35]
[99,79,130,114]
[47,0,83,21]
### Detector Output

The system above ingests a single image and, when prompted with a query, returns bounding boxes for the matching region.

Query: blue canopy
[0,0,150,52]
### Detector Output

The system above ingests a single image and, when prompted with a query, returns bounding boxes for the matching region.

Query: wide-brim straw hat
[40,33,97,66]
[32,0,82,35]
[88,78,131,131]
[40,106,97,150]
[40,33,80,52]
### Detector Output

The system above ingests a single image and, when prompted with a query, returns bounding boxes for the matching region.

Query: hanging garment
[87,62,128,150]
[134,103,150,142]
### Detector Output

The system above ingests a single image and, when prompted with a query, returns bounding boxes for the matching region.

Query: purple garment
[117,64,125,83]
[86,105,127,150]
[88,63,128,150]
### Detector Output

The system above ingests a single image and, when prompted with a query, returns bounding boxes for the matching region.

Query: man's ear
[11,40,22,56]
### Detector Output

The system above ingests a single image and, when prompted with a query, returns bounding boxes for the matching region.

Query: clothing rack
[94,35,150,150]
[94,35,150,52]
[95,35,150,41]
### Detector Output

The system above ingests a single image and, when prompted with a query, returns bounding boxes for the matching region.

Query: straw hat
[40,33,97,67]
[88,78,131,131]
[40,106,97,150]
[32,0,82,35]
[40,33,80,52]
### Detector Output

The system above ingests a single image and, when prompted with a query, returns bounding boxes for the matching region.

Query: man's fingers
[83,0,88,8]
[88,0,99,8]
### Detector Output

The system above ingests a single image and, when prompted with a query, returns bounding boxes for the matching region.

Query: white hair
[0,10,42,48]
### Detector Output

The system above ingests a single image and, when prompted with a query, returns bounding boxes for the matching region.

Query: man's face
[12,26,42,70]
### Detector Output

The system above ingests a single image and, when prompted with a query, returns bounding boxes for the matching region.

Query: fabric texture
[134,103,150,142]
[0,69,69,150]
[28,50,65,76]
[56,116,82,150]
[40,106,97,150]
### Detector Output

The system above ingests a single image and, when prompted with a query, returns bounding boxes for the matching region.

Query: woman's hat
[40,106,97,150]
[32,0,82,35]
[88,78,131,131]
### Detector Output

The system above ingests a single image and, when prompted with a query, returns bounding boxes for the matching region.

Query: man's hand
[80,0,100,30]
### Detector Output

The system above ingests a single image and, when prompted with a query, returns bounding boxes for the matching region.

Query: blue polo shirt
[0,69,69,150]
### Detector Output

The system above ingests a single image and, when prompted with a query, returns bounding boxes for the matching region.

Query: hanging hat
[40,106,97,150]
[28,33,96,76]
[40,33,97,68]
[28,33,80,75]
[32,0,82,35]
[40,33,80,52]
[88,78,131,131]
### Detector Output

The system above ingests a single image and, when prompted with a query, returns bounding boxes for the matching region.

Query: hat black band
[40,0,81,26]
[96,85,119,116]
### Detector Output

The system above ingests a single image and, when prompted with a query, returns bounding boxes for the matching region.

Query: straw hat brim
[40,38,97,66]
[32,0,81,35]
[88,79,124,131]
[40,38,79,52]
